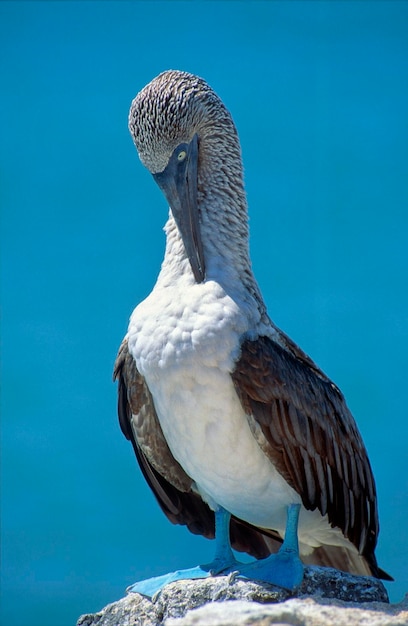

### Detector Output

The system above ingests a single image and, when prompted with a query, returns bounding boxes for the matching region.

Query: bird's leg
[126,507,237,597]
[205,507,236,573]
[230,503,304,590]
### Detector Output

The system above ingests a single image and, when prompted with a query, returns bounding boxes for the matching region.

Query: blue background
[1,2,407,624]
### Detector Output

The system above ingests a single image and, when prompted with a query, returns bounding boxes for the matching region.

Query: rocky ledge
[77,566,407,626]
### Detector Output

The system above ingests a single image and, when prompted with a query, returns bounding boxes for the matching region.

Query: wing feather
[231,335,391,579]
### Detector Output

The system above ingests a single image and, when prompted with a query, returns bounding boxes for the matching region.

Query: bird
[113,70,391,597]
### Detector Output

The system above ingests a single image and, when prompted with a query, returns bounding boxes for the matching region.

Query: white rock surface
[165,596,408,626]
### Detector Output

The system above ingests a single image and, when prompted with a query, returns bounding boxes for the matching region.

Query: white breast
[128,278,353,554]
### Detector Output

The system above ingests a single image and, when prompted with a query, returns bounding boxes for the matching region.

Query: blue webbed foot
[232,544,303,590]
[126,564,213,597]
[127,508,238,597]
[232,503,304,590]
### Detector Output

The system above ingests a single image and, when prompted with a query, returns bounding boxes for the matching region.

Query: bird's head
[128,70,240,284]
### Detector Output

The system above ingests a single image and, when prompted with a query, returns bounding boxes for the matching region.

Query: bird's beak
[153,134,205,283]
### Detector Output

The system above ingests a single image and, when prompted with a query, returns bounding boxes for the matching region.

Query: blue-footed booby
[114,70,391,596]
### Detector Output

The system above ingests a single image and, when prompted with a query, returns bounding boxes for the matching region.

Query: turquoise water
[1,2,407,624]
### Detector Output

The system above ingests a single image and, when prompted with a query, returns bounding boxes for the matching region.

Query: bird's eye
[177,150,187,162]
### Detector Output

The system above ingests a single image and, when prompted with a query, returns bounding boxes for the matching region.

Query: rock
[166,596,408,626]
[299,565,390,602]
[77,567,406,626]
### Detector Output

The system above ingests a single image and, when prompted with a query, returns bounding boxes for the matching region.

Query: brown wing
[113,337,275,558]
[231,334,391,580]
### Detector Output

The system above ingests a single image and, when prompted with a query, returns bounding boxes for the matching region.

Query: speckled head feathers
[128,70,237,174]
